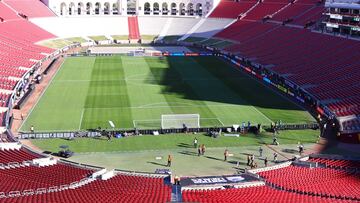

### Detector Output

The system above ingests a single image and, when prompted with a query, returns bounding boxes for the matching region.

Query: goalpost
[161,114,200,129]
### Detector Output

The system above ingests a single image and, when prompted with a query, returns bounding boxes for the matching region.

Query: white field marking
[133,117,224,127]
[79,108,85,130]
[217,118,225,126]
[19,60,65,131]
[250,105,273,123]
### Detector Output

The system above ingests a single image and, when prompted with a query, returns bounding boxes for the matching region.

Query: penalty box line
[132,117,225,128]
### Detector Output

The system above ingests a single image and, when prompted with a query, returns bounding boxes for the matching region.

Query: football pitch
[21,55,314,132]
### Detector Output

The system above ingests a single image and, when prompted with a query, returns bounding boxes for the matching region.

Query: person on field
[198,146,201,156]
[272,136,279,145]
[167,155,172,167]
[264,157,268,167]
[273,153,278,162]
[247,155,251,166]
[298,143,304,155]
[193,137,198,148]
[30,125,34,133]
[201,144,206,155]
[224,149,229,161]
[259,146,263,157]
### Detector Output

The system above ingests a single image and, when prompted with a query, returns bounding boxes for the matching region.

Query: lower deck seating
[0,164,94,193]
[0,148,42,165]
[259,166,360,199]
[219,21,360,121]
[1,174,171,203]
[309,157,360,169]
[182,186,354,203]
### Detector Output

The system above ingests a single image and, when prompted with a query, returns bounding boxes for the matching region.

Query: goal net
[161,114,200,129]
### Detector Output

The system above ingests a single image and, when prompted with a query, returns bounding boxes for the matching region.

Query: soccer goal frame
[161,114,200,129]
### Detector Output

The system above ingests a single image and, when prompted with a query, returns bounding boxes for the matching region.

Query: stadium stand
[309,157,360,169]
[0,163,94,193]
[3,0,55,18]
[242,1,289,20]
[30,16,129,38]
[0,174,171,202]
[164,18,201,37]
[272,4,317,22]
[218,21,360,126]
[0,2,20,21]
[0,0,359,201]
[138,16,168,36]
[291,5,325,25]
[182,185,356,202]
[128,16,141,40]
[209,0,258,19]
[187,18,234,39]
[0,94,10,107]
[258,165,360,200]
[0,147,42,164]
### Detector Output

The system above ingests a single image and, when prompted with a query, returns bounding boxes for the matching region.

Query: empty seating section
[0,148,41,165]
[0,112,5,126]
[0,164,93,193]
[209,0,257,18]
[0,20,55,43]
[1,174,171,202]
[259,166,360,199]
[291,5,324,25]
[0,2,19,21]
[128,16,140,40]
[0,79,17,91]
[0,93,10,107]
[309,157,360,169]
[0,68,26,78]
[215,21,276,42]
[138,17,168,36]
[243,2,288,20]
[219,21,360,119]
[0,20,55,92]
[3,0,55,18]
[272,4,315,22]
[190,18,234,38]
[165,18,201,37]
[30,16,129,38]
[182,186,351,203]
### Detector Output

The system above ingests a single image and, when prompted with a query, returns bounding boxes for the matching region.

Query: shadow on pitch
[144,56,305,111]
[178,151,198,156]
[147,161,168,167]
[177,143,194,148]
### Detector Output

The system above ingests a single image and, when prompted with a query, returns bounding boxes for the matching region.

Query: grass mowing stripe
[19,60,65,132]
[122,56,176,128]
[21,58,95,131]
[82,56,134,129]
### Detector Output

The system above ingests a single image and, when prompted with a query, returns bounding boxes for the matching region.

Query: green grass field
[31,129,318,153]
[30,130,319,175]
[21,55,314,132]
